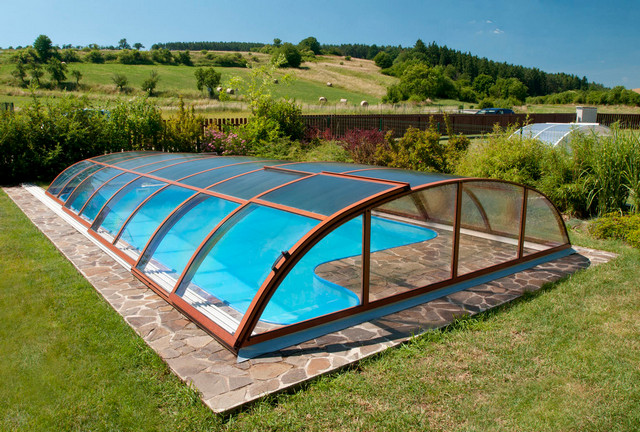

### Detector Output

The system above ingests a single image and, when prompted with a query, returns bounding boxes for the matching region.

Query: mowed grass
[1,187,639,431]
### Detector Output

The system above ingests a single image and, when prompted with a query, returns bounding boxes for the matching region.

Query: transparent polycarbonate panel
[458,182,523,276]
[80,173,139,222]
[109,152,188,170]
[115,185,196,258]
[278,161,374,174]
[254,215,364,333]
[134,155,206,173]
[175,204,319,334]
[93,177,167,238]
[351,168,459,188]
[91,151,149,162]
[209,169,306,200]
[149,156,254,181]
[369,185,455,301]
[137,194,240,291]
[58,164,104,202]
[48,161,93,196]
[260,174,394,216]
[65,167,125,212]
[523,190,568,256]
[181,161,271,188]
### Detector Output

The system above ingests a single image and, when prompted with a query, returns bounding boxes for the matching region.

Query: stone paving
[4,185,617,413]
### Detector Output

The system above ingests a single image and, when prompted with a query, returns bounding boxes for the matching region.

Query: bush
[202,127,248,155]
[85,50,105,63]
[589,213,640,248]
[380,127,446,172]
[338,129,387,165]
[274,43,302,68]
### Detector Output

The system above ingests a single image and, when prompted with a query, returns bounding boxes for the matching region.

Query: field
[0,51,393,115]
[4,49,637,117]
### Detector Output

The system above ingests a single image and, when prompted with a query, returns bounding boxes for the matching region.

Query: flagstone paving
[4,185,616,413]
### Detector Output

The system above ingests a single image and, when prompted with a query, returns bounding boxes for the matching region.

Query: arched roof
[512,122,611,146]
[47,152,571,357]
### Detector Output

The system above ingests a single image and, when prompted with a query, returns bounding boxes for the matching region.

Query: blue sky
[1,0,638,88]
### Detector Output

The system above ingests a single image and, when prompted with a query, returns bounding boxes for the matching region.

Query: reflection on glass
[523,190,568,255]
[175,204,319,334]
[458,182,523,276]
[255,216,364,332]
[115,186,196,259]
[369,186,453,301]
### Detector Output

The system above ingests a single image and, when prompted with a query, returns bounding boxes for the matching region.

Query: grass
[1,185,640,431]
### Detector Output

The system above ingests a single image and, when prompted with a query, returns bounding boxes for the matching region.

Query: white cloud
[486,19,493,24]
[493,28,504,34]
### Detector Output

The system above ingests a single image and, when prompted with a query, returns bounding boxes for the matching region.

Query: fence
[204,112,640,138]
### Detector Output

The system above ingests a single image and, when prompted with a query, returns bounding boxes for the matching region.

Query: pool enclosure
[47,152,572,358]
[512,122,611,147]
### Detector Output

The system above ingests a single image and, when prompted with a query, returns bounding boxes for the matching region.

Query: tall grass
[456,125,640,217]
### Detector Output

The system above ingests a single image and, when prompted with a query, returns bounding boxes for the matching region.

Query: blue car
[475,108,515,114]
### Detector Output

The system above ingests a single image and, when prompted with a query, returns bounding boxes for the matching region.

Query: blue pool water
[125,199,436,328]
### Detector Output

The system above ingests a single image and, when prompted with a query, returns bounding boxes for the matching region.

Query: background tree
[118,38,131,50]
[177,51,193,66]
[298,37,321,55]
[33,34,54,62]
[111,73,128,92]
[274,43,302,68]
[194,67,221,98]
[273,38,282,48]
[46,58,67,88]
[70,70,82,88]
[473,74,494,97]
[141,70,159,96]
[28,63,44,86]
[373,51,393,69]
[133,42,144,50]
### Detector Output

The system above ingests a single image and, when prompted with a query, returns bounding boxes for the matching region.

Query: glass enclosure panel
[65,167,124,212]
[209,169,306,200]
[278,162,374,173]
[108,153,186,170]
[58,164,104,202]
[149,156,254,180]
[137,194,240,291]
[260,174,394,216]
[254,215,364,333]
[115,185,196,259]
[369,185,455,301]
[523,190,568,256]
[175,204,319,334]
[48,161,93,196]
[458,181,523,276]
[345,168,458,188]
[133,155,204,173]
[91,152,149,162]
[181,161,271,188]
[80,173,139,222]
[92,177,167,239]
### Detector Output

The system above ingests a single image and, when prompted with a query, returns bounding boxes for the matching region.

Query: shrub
[202,127,248,155]
[141,71,159,97]
[338,129,388,165]
[274,43,301,68]
[111,74,128,92]
[381,127,446,172]
[589,213,640,248]
[159,99,203,152]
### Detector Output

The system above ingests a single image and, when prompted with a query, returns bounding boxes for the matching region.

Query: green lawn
[1,188,639,431]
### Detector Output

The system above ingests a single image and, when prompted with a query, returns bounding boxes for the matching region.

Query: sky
[1,0,638,88]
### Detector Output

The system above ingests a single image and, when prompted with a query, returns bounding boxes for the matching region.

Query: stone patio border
[3,185,617,413]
